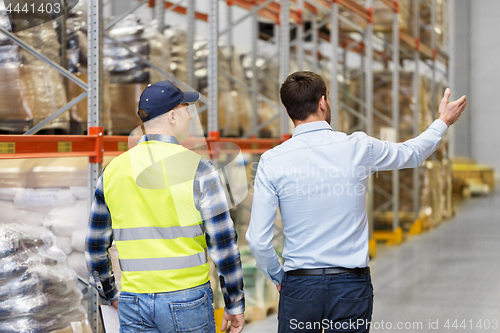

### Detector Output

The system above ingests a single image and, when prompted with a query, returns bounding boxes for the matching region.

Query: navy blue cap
[138,81,200,122]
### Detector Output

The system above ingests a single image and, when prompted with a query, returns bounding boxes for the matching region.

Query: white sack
[0,200,46,226]
[43,200,88,237]
[67,252,88,279]
[56,236,73,255]
[14,188,76,212]
[70,186,87,200]
[71,229,87,253]
[0,188,20,201]
[0,200,15,224]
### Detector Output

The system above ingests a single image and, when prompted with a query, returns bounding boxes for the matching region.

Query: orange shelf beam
[165,1,208,22]
[0,134,288,159]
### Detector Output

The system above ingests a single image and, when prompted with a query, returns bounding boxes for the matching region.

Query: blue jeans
[278,269,373,333]
[118,282,216,333]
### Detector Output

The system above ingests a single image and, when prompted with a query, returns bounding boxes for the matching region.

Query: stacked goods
[239,53,282,138]
[0,224,90,333]
[194,41,254,137]
[66,72,113,134]
[194,42,237,136]
[368,71,452,229]
[146,29,170,84]
[16,22,69,132]
[0,8,32,133]
[0,158,94,280]
[104,15,150,84]
[230,52,253,137]
[411,0,448,53]
[105,15,149,134]
[337,0,411,33]
[108,83,145,135]
[164,28,188,83]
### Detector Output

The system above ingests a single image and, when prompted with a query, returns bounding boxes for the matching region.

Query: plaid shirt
[85,134,245,315]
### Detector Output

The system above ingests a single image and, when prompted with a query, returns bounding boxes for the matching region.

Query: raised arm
[371,88,466,171]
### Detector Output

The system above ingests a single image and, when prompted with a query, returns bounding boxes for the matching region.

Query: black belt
[287,267,369,276]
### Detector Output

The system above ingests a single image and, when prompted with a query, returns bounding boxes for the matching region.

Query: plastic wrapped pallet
[20,64,69,132]
[12,21,70,132]
[104,15,150,84]
[16,22,61,65]
[0,224,88,333]
[0,64,33,132]
[0,9,33,132]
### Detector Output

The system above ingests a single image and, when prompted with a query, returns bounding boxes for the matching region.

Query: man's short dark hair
[280,71,327,121]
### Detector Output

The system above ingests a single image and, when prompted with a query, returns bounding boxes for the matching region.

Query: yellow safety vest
[103,140,209,294]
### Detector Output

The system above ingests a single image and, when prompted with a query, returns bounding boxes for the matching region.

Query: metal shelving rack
[0,0,449,330]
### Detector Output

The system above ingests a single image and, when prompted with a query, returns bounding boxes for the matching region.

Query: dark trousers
[278,268,374,333]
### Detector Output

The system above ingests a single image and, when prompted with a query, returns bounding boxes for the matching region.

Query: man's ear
[318,95,326,112]
[168,111,176,124]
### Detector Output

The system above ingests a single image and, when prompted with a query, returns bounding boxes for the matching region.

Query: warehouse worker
[85,81,245,333]
[246,71,466,333]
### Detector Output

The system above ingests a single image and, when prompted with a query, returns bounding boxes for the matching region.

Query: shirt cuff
[225,299,245,315]
[100,291,120,305]
[431,119,448,136]
[268,267,285,285]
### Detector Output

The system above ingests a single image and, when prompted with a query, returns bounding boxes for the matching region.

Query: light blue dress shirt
[246,119,448,285]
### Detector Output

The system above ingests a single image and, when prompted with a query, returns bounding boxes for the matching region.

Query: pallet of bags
[336,0,411,33]
[0,157,101,280]
[16,22,69,132]
[0,9,32,133]
[410,0,448,54]
[0,224,88,333]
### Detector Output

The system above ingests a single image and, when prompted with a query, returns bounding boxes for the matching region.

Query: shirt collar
[137,134,179,145]
[292,121,333,137]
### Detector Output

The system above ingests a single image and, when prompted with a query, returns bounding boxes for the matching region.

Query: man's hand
[277,284,281,292]
[111,300,119,310]
[438,88,467,127]
[220,311,244,333]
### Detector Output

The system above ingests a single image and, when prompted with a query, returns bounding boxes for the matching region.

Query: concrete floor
[243,186,500,332]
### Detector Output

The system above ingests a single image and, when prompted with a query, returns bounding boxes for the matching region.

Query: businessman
[246,71,466,332]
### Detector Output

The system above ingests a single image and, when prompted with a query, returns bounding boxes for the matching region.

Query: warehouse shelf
[0,0,450,331]
[0,133,287,160]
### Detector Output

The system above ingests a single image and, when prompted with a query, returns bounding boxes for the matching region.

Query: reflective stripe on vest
[103,141,209,294]
[113,225,204,241]
[119,250,208,272]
